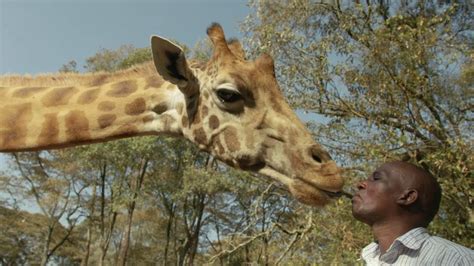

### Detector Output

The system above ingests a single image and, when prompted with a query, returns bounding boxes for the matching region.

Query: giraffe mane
[0,61,159,87]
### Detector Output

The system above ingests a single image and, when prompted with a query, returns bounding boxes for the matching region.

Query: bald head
[352,161,442,228]
[382,161,442,226]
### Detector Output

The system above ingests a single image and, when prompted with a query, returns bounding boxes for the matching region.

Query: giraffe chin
[288,179,330,206]
[257,166,335,206]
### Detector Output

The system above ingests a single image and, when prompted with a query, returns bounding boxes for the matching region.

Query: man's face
[352,163,405,225]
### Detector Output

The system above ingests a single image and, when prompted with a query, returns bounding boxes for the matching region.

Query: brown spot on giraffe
[77,88,100,104]
[97,114,116,129]
[98,101,116,111]
[145,76,163,90]
[142,114,155,123]
[223,126,240,153]
[193,127,207,145]
[152,102,168,115]
[181,115,188,128]
[125,98,146,115]
[37,113,59,146]
[13,87,48,98]
[0,103,32,148]
[201,105,209,119]
[42,86,79,107]
[1,103,32,128]
[208,115,219,130]
[65,110,90,141]
[106,80,137,97]
[202,91,209,100]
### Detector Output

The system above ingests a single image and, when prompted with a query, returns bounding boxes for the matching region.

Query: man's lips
[352,193,362,202]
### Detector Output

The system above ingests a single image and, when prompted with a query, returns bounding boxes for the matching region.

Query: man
[352,161,473,265]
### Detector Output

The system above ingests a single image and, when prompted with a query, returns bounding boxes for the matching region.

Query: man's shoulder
[424,235,474,264]
[428,235,473,252]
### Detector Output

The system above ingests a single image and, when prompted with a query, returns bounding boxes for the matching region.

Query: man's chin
[352,208,374,225]
[352,204,366,222]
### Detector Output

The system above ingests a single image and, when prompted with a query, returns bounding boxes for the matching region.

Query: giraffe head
[151,23,343,206]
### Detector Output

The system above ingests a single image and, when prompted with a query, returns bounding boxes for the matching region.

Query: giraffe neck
[0,66,189,152]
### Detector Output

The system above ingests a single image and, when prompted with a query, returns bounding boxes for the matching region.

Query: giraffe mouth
[294,175,349,199]
[257,165,347,201]
[322,190,352,199]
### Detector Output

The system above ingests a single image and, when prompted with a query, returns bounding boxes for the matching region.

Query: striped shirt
[361,227,474,265]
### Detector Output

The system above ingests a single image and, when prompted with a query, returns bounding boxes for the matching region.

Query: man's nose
[356,180,367,190]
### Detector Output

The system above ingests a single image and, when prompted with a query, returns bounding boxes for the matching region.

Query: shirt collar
[361,227,430,260]
[395,227,430,250]
[361,242,379,259]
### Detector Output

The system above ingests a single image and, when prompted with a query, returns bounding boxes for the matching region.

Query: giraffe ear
[151,36,192,89]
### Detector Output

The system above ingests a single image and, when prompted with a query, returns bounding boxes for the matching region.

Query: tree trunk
[163,204,175,265]
[117,211,134,266]
[98,163,116,266]
[82,227,92,266]
[40,226,53,266]
[117,159,149,266]
[178,194,206,265]
[82,184,97,266]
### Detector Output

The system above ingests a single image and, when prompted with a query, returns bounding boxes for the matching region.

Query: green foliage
[191,38,213,61]
[118,47,152,70]
[84,45,137,72]
[243,0,473,258]
[58,60,79,73]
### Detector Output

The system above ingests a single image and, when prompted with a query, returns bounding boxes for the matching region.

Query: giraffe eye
[213,85,245,113]
[216,89,242,103]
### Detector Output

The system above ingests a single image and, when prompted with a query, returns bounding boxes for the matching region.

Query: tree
[84,45,136,72]
[243,0,473,258]
[2,152,87,265]
[59,60,79,73]
[0,205,83,265]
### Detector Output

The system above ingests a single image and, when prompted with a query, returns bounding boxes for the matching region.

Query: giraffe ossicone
[0,23,344,206]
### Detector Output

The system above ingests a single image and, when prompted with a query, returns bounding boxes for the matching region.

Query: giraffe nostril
[312,154,322,163]
[310,145,332,163]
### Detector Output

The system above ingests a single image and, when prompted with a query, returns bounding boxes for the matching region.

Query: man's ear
[397,189,418,206]
[151,36,194,91]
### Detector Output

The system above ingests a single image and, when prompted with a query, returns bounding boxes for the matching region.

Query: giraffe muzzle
[258,163,345,206]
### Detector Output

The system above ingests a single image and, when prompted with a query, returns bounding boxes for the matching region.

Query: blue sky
[0,0,250,74]
[0,0,250,171]
[0,0,318,169]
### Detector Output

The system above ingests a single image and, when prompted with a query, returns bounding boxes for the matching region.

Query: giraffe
[0,23,343,206]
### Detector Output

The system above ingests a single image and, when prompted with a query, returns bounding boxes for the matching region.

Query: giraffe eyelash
[212,83,245,113]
